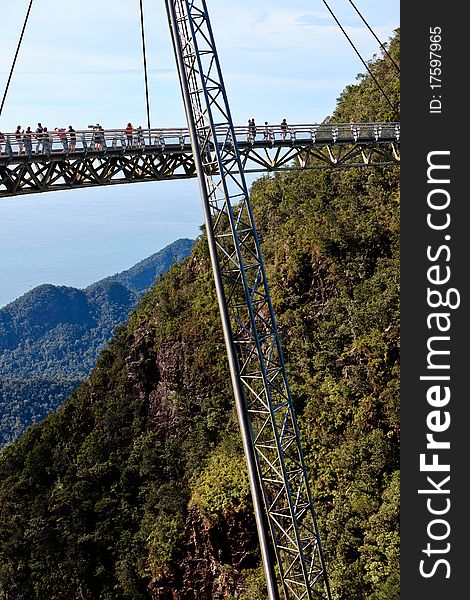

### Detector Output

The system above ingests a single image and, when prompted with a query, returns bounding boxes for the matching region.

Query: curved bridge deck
[0,123,400,198]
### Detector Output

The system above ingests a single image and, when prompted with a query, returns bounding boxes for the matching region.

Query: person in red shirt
[125,123,133,147]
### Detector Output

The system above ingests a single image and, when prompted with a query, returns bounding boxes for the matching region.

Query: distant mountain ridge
[100,245,193,293]
[0,238,194,446]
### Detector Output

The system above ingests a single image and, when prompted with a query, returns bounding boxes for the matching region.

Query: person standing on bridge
[68,126,76,151]
[94,124,104,151]
[248,118,256,142]
[24,127,33,155]
[263,121,272,142]
[0,131,5,155]
[136,126,144,148]
[281,118,288,140]
[35,123,43,154]
[15,126,24,155]
[125,122,133,147]
[42,127,52,153]
[99,124,105,149]
[55,127,67,151]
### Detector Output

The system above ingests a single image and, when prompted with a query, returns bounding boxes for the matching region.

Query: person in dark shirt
[68,126,76,151]
[280,118,288,140]
[35,123,43,153]
[24,127,33,155]
[249,118,257,142]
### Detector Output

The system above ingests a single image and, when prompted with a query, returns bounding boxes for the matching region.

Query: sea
[0,179,205,307]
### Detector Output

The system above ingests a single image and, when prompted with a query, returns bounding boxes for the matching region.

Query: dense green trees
[0,32,399,598]
[0,377,81,446]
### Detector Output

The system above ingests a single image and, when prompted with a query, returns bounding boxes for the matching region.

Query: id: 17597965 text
[429,26,442,114]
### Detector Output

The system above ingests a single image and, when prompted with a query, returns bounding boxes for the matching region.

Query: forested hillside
[0,31,400,599]
[0,239,193,446]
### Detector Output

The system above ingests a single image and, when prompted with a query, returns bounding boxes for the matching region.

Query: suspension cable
[139,0,151,129]
[0,0,35,118]
[321,0,397,115]
[347,0,400,73]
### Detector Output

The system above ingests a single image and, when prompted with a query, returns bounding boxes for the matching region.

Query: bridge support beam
[165,1,333,598]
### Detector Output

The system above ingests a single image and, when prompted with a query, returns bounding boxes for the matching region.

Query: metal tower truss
[165,1,332,599]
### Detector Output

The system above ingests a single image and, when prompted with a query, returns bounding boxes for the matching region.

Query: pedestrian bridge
[0,122,400,198]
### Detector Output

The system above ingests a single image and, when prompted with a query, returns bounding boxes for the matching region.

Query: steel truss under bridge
[165,0,334,598]
[0,123,399,198]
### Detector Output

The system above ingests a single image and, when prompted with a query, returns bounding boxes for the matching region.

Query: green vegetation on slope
[0,32,399,599]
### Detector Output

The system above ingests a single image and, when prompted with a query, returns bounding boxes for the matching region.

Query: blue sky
[0,1,399,306]
[0,0,399,130]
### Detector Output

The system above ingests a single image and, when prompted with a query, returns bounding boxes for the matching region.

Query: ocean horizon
[0,179,204,307]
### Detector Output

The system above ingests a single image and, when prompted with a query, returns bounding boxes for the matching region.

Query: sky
[0,0,399,306]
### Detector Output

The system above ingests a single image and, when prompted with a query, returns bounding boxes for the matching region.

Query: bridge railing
[0,123,400,158]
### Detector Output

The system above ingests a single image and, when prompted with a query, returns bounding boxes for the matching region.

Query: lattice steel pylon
[165,1,332,598]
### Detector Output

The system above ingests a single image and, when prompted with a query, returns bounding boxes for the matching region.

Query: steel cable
[347,0,400,73]
[0,0,35,118]
[321,0,397,115]
[140,0,152,129]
